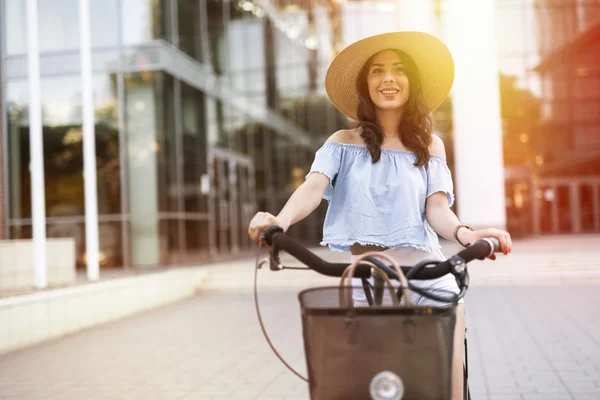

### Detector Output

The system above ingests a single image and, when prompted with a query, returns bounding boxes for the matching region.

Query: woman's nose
[383,71,395,82]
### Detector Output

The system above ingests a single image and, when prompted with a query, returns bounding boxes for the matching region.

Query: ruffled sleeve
[426,155,455,207]
[305,143,342,201]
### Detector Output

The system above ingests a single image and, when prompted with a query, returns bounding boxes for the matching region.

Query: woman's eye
[395,68,405,74]
[371,68,382,74]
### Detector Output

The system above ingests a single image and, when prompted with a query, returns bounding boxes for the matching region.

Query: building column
[27,0,48,288]
[551,184,559,234]
[532,180,541,235]
[445,0,506,229]
[127,83,160,266]
[396,0,436,34]
[79,0,100,280]
[0,47,4,240]
[593,183,600,232]
[570,182,581,233]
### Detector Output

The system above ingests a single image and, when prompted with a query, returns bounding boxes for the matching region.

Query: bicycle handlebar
[261,226,501,281]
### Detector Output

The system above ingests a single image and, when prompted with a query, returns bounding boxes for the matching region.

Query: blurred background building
[1,0,599,271]
[499,0,600,237]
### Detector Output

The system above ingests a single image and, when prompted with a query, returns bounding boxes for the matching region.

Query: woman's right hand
[248,212,288,244]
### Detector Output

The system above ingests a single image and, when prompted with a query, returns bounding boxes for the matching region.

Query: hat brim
[325,31,454,121]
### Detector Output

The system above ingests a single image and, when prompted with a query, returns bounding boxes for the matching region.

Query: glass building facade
[495,0,600,235]
[0,0,347,268]
[2,0,598,272]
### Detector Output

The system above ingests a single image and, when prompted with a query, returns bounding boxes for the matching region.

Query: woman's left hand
[457,228,512,260]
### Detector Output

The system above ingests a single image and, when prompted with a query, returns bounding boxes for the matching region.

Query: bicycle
[254,226,501,400]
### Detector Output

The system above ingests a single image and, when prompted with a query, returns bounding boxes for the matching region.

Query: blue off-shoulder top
[306,142,455,252]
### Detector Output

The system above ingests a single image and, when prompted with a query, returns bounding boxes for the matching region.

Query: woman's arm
[247,172,330,243]
[425,135,512,256]
[277,173,331,230]
[248,130,352,242]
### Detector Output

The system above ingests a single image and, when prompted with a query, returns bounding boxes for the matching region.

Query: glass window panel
[183,220,210,262]
[206,0,227,74]
[94,73,122,215]
[205,96,220,146]
[4,0,27,55]
[226,107,248,153]
[38,0,80,52]
[41,76,84,218]
[177,0,202,61]
[97,221,124,267]
[156,74,177,213]
[121,0,171,45]
[124,71,176,266]
[92,50,121,72]
[181,82,207,213]
[4,0,81,54]
[6,80,30,222]
[90,0,119,48]
[227,16,265,91]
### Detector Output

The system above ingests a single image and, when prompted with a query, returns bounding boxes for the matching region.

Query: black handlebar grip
[270,231,371,278]
[455,238,500,263]
[260,226,284,246]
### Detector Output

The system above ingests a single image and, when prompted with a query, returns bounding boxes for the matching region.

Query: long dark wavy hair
[356,49,433,166]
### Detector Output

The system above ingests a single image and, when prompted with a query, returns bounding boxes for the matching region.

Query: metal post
[531,180,541,235]
[551,184,559,234]
[79,0,100,281]
[229,158,239,254]
[207,153,217,260]
[0,5,4,240]
[593,183,600,233]
[174,80,186,261]
[115,0,131,268]
[570,182,581,233]
[27,0,47,289]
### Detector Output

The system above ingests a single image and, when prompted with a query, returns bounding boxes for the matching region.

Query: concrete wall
[0,266,209,355]
[0,238,76,290]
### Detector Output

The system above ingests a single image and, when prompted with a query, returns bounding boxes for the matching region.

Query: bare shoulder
[429,134,447,160]
[325,129,362,145]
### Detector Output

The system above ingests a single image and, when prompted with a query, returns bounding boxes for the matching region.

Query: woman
[248,31,512,400]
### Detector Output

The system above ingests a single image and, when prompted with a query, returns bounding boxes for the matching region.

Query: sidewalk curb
[0,267,210,355]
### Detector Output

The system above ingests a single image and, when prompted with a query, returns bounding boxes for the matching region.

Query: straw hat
[325,31,454,121]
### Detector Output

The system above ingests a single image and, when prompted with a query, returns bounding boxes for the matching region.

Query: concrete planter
[0,239,76,290]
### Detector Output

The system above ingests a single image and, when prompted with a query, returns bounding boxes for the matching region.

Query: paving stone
[2,236,600,399]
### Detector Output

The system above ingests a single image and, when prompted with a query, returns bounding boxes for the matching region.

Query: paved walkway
[1,235,600,400]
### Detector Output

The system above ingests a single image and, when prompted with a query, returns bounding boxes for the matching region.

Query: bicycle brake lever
[256,257,269,269]
[269,246,283,271]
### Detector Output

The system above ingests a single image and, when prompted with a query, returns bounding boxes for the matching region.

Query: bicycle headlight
[369,371,404,400]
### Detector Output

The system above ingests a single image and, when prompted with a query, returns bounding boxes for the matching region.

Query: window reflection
[124,71,162,266]
[206,0,226,74]
[6,80,30,223]
[178,0,202,61]
[94,74,121,215]
[205,96,223,146]
[41,77,84,219]
[124,71,179,266]
[181,82,209,260]
[121,0,171,45]
[181,82,207,213]
[90,0,119,48]
[5,75,124,266]
[38,0,80,52]
[4,0,27,55]
[1,0,333,263]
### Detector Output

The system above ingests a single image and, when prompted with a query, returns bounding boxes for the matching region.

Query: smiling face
[366,50,410,113]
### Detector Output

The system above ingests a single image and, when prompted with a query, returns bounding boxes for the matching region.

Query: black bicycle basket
[298,285,458,400]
